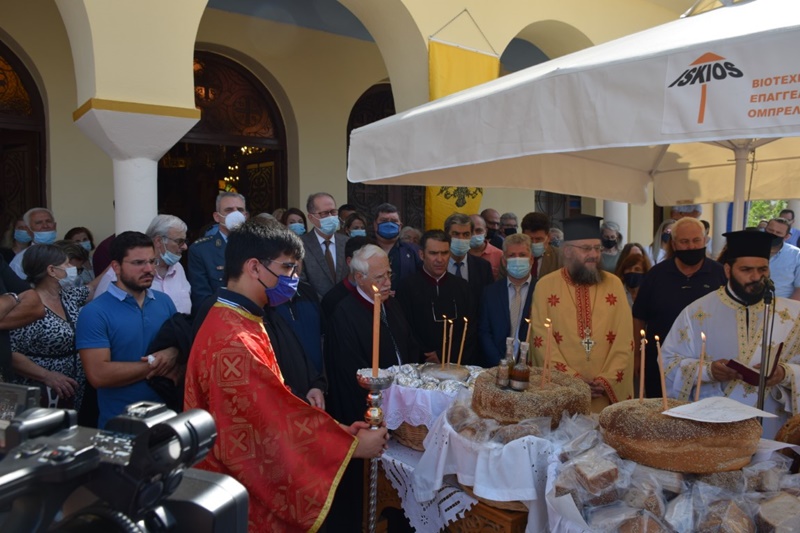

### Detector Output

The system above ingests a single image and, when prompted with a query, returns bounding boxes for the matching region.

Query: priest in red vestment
[185,221,388,532]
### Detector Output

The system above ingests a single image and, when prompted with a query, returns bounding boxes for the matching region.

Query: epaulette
[192,235,214,245]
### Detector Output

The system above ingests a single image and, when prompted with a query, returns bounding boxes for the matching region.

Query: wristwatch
[4,292,20,305]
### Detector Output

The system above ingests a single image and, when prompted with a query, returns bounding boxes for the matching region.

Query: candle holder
[356,371,394,533]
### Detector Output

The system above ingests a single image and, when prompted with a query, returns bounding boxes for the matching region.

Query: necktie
[454,261,464,279]
[509,283,522,337]
[532,257,539,279]
[324,239,335,278]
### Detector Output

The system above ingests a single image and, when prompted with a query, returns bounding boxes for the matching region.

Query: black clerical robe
[326,292,418,425]
[395,270,480,367]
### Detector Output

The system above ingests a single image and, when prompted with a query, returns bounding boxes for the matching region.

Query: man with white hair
[324,243,417,530]
[94,214,192,313]
[530,215,634,412]
[10,207,58,279]
[326,244,417,424]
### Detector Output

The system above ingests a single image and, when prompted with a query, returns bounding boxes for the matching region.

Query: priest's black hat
[722,230,772,260]
[562,215,603,241]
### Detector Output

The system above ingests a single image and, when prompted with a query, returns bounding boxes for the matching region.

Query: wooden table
[365,459,528,533]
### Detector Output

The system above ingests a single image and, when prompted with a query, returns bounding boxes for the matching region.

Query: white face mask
[223,210,246,231]
[57,266,79,288]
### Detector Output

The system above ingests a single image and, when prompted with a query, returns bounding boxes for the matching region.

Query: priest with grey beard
[530,215,634,412]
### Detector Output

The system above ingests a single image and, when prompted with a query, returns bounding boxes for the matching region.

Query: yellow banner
[425,40,499,229]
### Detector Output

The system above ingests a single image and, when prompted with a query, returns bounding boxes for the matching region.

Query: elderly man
[530,215,633,412]
[94,215,192,313]
[469,214,503,279]
[763,217,800,300]
[188,192,247,312]
[396,230,479,365]
[478,233,535,366]
[521,212,562,279]
[445,213,493,307]
[372,202,421,289]
[300,192,349,299]
[633,217,726,397]
[10,207,59,279]
[664,230,800,438]
[500,212,519,236]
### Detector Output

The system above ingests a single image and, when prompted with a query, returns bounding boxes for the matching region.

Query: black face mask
[623,272,644,289]
[504,227,517,236]
[772,235,785,248]
[661,233,671,244]
[487,228,497,239]
[602,238,617,250]
[674,248,706,266]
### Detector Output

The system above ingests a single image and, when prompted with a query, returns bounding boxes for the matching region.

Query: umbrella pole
[732,145,749,230]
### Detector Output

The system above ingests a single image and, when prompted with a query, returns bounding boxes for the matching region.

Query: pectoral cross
[581,327,595,360]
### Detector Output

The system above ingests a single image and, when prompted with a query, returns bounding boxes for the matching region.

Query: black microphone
[763,276,776,293]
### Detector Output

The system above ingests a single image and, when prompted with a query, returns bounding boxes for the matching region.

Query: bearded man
[663,230,800,438]
[530,215,634,412]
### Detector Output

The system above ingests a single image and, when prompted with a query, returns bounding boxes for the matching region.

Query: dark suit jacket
[478,277,535,366]
[300,230,349,299]
[187,229,226,313]
[537,244,562,279]
[465,254,494,309]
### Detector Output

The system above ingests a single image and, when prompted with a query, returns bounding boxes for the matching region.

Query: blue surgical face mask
[56,266,79,288]
[376,221,400,240]
[14,229,32,244]
[349,229,367,238]
[506,257,532,279]
[261,273,299,307]
[318,215,339,236]
[450,238,470,257]
[34,230,57,245]
[79,240,92,251]
[531,242,545,258]
[470,234,485,249]
[288,222,306,236]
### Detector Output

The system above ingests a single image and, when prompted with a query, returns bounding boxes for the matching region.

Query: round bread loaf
[471,367,591,427]
[775,413,800,445]
[599,398,762,474]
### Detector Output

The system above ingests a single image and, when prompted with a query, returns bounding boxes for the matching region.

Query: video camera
[0,389,248,533]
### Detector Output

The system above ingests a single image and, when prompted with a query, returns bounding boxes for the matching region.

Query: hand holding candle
[639,329,647,402]
[655,335,667,411]
[696,332,706,402]
[371,285,380,378]
[457,317,468,366]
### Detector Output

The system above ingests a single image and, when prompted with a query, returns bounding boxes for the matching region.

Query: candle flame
[372,285,379,293]
[544,322,551,329]
[546,318,552,325]
[463,317,468,323]
[701,332,706,341]
[654,335,660,342]
[640,329,645,337]
[448,319,453,324]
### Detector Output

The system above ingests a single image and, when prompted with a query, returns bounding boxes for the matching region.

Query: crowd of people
[1,196,799,531]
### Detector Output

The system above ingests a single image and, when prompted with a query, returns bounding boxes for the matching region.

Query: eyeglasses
[565,244,603,253]
[124,259,157,267]
[163,236,187,246]
[262,259,299,277]
[312,209,338,218]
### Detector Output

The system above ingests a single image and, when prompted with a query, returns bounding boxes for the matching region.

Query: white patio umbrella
[347,0,800,228]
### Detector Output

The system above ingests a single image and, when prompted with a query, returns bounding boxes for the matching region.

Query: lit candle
[457,317,468,366]
[447,319,454,366]
[542,320,552,387]
[655,335,667,411]
[372,285,380,378]
[639,329,647,402]
[697,332,706,402]
[441,315,447,368]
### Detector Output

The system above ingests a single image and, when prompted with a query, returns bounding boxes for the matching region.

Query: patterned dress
[10,286,90,409]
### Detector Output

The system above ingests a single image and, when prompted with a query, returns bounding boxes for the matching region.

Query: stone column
[603,200,629,246]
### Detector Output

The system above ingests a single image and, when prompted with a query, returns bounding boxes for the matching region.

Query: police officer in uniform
[187,192,247,313]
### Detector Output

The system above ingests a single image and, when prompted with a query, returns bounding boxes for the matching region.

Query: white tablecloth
[382,383,458,430]
[413,410,552,532]
[381,441,477,532]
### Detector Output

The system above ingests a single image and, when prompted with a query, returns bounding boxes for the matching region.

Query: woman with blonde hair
[648,219,676,266]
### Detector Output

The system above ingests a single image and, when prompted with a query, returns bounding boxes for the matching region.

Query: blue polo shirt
[76,283,177,428]
[769,243,800,298]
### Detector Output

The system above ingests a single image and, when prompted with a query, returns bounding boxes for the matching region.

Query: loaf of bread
[471,367,590,428]
[599,398,761,473]
[617,511,671,533]
[574,457,618,494]
[490,422,540,444]
[755,492,800,532]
